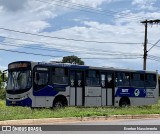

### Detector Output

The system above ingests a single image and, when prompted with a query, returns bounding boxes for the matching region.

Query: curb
[0,114,160,125]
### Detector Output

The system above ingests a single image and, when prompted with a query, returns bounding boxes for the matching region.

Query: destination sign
[9,62,31,69]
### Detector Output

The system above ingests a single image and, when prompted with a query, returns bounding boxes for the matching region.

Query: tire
[53,100,64,108]
[120,101,128,107]
[119,98,130,107]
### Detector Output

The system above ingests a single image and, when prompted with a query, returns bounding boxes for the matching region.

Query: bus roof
[89,66,157,74]
[8,61,157,74]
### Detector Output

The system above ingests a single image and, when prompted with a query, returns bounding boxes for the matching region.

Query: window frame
[52,67,69,85]
[145,73,157,89]
[85,70,100,86]
[33,66,49,91]
[130,73,145,88]
[115,72,131,87]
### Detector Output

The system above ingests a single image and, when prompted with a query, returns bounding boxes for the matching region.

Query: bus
[5,61,159,107]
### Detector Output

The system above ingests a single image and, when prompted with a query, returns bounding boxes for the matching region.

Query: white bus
[5,61,159,107]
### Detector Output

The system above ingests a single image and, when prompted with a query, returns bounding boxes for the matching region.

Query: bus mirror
[2,73,5,82]
[2,69,7,82]
[2,73,7,82]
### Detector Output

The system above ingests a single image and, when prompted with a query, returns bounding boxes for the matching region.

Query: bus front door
[101,73,114,106]
[70,70,85,106]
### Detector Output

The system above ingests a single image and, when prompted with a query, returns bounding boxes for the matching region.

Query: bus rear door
[101,72,114,106]
[69,70,85,106]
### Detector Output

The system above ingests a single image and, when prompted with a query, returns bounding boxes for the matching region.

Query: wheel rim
[121,101,128,107]
[54,101,63,108]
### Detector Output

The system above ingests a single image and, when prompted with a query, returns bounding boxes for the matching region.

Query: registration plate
[12,101,16,104]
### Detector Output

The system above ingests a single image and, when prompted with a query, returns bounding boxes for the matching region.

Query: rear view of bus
[6,61,32,106]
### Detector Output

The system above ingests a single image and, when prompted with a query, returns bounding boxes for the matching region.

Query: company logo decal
[134,89,140,96]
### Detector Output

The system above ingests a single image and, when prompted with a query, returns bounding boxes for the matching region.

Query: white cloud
[0,0,27,12]
[71,0,108,8]
[0,0,159,71]
[132,0,157,10]
[0,65,7,71]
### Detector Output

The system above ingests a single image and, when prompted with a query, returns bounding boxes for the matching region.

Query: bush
[0,88,6,100]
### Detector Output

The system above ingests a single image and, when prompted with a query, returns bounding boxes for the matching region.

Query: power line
[0,48,61,58]
[148,55,160,59]
[147,57,160,62]
[34,0,145,21]
[148,55,160,62]
[0,41,142,57]
[81,57,143,60]
[147,39,160,52]
[0,47,142,60]
[0,35,141,56]
[141,19,160,70]
[0,27,142,44]
[0,36,141,56]
[0,35,141,51]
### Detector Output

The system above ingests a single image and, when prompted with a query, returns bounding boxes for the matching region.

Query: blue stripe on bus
[6,97,32,107]
[115,87,146,97]
[33,84,68,96]
[38,62,89,69]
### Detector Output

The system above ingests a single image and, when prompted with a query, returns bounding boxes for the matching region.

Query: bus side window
[86,70,100,86]
[115,72,122,87]
[77,72,83,87]
[145,74,156,88]
[115,72,130,87]
[34,67,49,91]
[101,74,106,87]
[130,73,144,88]
[106,73,114,88]
[52,68,68,84]
[124,73,130,87]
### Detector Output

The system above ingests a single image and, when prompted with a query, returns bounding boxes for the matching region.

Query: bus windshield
[7,70,32,91]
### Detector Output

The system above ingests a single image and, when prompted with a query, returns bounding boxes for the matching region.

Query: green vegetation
[0,70,6,100]
[0,89,5,100]
[0,100,160,121]
[62,55,85,65]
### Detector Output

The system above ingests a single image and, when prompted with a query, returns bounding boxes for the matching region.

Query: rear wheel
[119,97,130,107]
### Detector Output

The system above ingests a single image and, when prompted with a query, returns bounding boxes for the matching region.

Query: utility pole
[141,20,148,70]
[141,19,160,70]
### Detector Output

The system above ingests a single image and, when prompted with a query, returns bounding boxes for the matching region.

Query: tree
[62,55,85,65]
[0,70,6,100]
[0,70,3,89]
[158,75,160,96]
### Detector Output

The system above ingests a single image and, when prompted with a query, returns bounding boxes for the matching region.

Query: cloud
[0,0,159,71]
[132,0,157,10]
[0,0,27,12]
[70,0,109,8]
[0,65,7,71]
[40,9,160,70]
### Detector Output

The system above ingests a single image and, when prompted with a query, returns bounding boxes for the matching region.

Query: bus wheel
[53,95,68,108]
[119,97,130,107]
[53,101,63,108]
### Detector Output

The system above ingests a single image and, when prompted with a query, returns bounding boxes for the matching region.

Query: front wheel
[53,100,64,108]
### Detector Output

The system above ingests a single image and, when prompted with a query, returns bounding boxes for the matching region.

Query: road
[48,119,160,134]
[1,119,160,134]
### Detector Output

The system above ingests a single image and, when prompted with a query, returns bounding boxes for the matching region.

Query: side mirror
[2,73,5,82]
[2,69,7,82]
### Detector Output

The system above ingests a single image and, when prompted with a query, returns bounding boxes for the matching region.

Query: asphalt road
[48,119,160,134]
[1,119,160,134]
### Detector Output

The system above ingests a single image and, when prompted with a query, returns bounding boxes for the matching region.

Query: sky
[0,0,160,71]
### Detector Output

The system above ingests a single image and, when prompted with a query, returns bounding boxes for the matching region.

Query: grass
[0,100,160,121]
